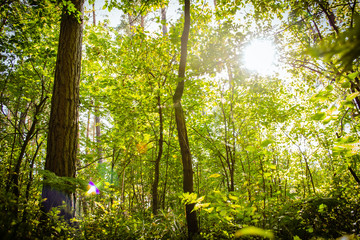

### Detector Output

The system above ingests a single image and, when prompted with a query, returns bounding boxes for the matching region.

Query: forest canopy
[0,0,360,239]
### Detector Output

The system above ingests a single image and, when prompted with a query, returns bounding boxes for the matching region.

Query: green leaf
[95,201,108,214]
[261,139,273,147]
[347,72,359,80]
[318,203,327,213]
[325,85,334,91]
[229,194,238,201]
[311,112,326,120]
[311,91,332,102]
[322,116,332,124]
[193,202,210,211]
[245,146,256,152]
[235,226,274,239]
[341,80,351,88]
[342,100,355,108]
[269,164,276,170]
[209,173,221,178]
[346,92,360,101]
[204,207,214,213]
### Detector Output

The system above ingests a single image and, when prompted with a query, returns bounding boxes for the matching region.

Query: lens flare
[243,39,277,75]
[86,181,100,195]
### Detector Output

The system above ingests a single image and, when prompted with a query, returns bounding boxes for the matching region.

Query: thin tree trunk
[152,7,167,216]
[161,116,174,210]
[85,105,91,154]
[228,64,236,192]
[152,95,163,215]
[92,4,103,164]
[10,97,47,199]
[92,3,95,25]
[41,0,84,221]
[161,7,168,35]
[128,13,134,33]
[121,168,126,206]
[173,0,198,237]
[318,1,339,34]
[140,14,145,29]
[6,93,22,192]
[94,104,102,163]
[22,139,43,223]
[219,94,232,191]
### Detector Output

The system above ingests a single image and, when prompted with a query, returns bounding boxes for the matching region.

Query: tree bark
[173,0,198,237]
[41,0,84,221]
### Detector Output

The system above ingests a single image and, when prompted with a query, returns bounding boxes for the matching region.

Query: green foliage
[2,0,360,239]
[82,201,186,239]
[274,197,360,239]
[235,226,274,239]
[40,169,88,193]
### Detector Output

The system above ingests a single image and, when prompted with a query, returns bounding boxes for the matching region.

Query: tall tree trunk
[173,0,198,237]
[41,0,84,221]
[152,7,167,216]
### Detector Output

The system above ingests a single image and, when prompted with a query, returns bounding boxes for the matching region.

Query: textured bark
[173,0,198,237]
[42,0,84,220]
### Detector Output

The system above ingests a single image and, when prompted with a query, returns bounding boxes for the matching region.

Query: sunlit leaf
[229,194,238,201]
[209,173,221,178]
[311,112,326,120]
[245,146,256,152]
[346,92,360,101]
[261,139,273,147]
[346,72,359,80]
[95,201,108,214]
[235,226,274,239]
[341,80,351,88]
[325,85,334,91]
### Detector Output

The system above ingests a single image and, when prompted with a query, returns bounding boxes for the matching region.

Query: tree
[173,0,199,237]
[41,0,84,221]
[151,5,168,216]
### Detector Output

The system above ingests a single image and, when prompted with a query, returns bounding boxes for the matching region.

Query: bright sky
[84,0,183,28]
[243,39,278,75]
[85,0,282,76]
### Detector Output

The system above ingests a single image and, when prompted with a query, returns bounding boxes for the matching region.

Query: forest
[1,0,360,239]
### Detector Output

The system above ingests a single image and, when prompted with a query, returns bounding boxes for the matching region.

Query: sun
[242,39,277,75]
